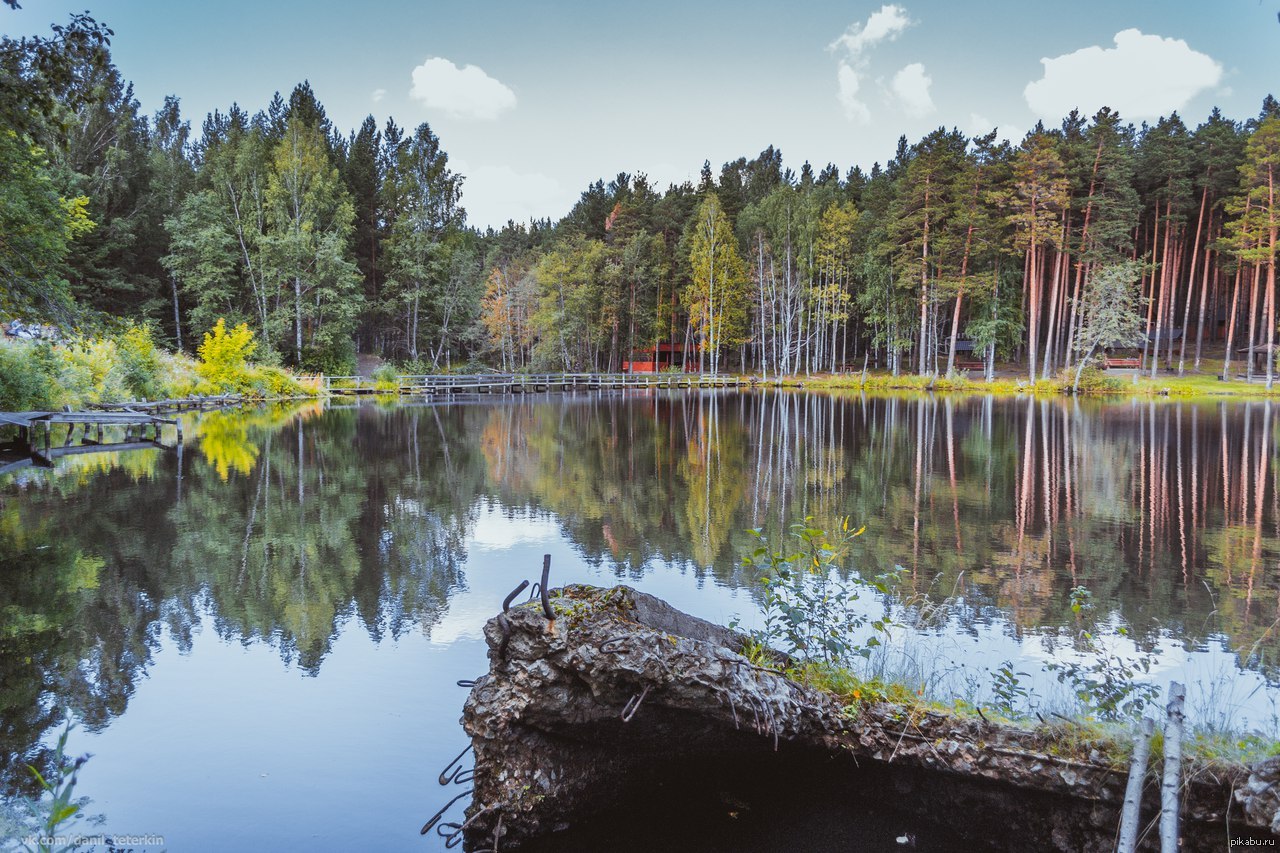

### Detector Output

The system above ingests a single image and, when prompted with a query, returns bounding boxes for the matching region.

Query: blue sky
[5,1,1276,228]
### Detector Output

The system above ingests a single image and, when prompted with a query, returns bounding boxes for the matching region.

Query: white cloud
[965,114,1024,145]
[409,57,516,121]
[829,4,915,124]
[1024,29,1223,121]
[890,62,934,118]
[371,88,386,103]
[836,62,871,123]
[454,160,572,230]
[830,4,913,57]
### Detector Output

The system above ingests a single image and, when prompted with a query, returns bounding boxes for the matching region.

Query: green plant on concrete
[739,517,897,670]
[1046,585,1161,720]
[991,660,1033,717]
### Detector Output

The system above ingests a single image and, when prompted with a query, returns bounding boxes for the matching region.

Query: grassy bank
[0,320,320,411]
[769,366,1280,399]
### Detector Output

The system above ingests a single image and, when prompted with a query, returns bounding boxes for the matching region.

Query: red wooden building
[622,342,695,373]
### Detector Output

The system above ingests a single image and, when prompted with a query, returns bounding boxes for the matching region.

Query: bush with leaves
[114,325,163,400]
[0,341,55,410]
[737,517,896,671]
[1045,586,1161,720]
[196,318,257,392]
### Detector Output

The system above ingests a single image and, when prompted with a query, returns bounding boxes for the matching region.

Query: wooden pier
[0,409,180,476]
[323,372,747,396]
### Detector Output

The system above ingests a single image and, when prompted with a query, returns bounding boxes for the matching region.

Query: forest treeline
[3,14,1278,379]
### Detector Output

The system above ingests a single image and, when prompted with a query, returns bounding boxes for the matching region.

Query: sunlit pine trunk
[1177,185,1210,374]
[1140,215,1157,372]
[1194,222,1217,370]
[1266,161,1277,391]
[918,179,931,376]
[1151,201,1173,378]
[1041,235,1066,378]
[1222,263,1244,380]
[1247,261,1262,382]
[1027,242,1041,383]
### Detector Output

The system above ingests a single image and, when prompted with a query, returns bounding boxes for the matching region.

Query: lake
[1,390,1277,850]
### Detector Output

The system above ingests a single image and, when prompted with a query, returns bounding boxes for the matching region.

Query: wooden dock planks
[0,409,181,470]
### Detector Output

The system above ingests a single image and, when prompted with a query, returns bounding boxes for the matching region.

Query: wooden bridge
[0,409,180,476]
[322,372,748,396]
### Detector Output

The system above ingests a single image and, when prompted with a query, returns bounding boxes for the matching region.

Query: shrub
[56,337,128,406]
[197,318,257,392]
[300,338,356,376]
[1063,365,1123,395]
[248,366,309,397]
[0,341,54,410]
[115,325,163,400]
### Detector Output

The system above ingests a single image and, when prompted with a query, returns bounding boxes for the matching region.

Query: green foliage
[300,338,356,376]
[115,325,163,400]
[991,660,1032,717]
[0,342,55,410]
[371,364,399,384]
[1061,365,1123,395]
[0,722,101,852]
[686,193,748,374]
[1070,261,1146,392]
[739,517,894,669]
[1046,586,1162,720]
[0,323,316,410]
[0,130,91,321]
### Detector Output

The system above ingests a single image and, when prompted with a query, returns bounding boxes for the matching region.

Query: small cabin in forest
[1101,336,1145,369]
[622,342,693,373]
[952,340,984,370]
[1235,344,1277,375]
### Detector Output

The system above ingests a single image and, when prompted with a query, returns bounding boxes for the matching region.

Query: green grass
[756,367,1280,400]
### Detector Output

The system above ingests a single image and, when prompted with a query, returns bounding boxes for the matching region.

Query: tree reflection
[2,391,1280,795]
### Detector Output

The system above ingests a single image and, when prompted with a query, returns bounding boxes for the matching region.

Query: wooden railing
[322,373,747,395]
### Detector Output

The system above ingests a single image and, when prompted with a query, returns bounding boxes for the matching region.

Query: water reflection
[1,391,1279,805]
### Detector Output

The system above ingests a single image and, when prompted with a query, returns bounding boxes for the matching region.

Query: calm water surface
[2,390,1279,850]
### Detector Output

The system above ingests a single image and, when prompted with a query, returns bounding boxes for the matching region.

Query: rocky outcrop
[458,584,1277,851]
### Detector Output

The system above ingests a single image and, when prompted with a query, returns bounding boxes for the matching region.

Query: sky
[4,0,1277,229]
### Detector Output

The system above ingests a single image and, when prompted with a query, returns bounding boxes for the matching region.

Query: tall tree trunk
[1141,213,1159,373]
[1194,221,1216,370]
[918,181,931,376]
[1178,185,1210,374]
[294,275,303,366]
[1267,160,1278,390]
[1247,261,1262,382]
[1151,202,1174,378]
[1222,263,1244,379]
[171,276,183,352]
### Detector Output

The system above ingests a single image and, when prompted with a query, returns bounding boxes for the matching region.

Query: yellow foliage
[60,195,95,240]
[197,318,258,391]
